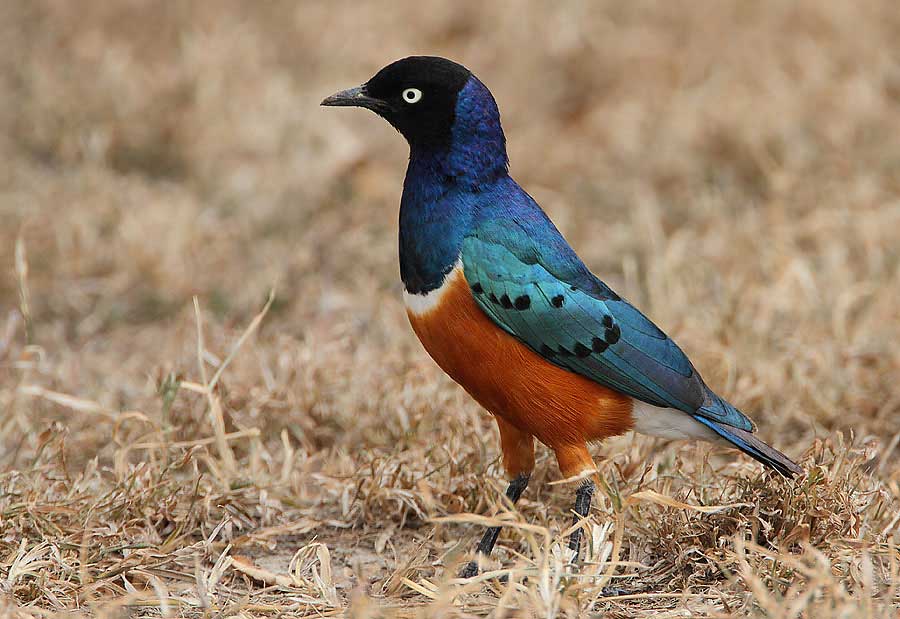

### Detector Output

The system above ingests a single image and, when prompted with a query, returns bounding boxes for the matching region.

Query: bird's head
[322,56,507,174]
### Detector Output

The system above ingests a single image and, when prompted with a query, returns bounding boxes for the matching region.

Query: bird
[322,56,803,578]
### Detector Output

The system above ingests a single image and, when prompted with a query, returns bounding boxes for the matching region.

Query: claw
[458,560,479,579]
[600,585,630,597]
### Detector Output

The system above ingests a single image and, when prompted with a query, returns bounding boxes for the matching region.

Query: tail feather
[692,415,803,478]
[696,393,756,432]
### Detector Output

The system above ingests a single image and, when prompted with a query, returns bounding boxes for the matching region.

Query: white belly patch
[403,259,463,317]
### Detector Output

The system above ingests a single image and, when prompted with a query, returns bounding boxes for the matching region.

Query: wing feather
[460,228,753,430]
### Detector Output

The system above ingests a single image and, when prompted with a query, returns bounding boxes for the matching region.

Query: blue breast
[399,77,509,294]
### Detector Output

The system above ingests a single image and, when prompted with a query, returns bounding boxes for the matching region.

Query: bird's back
[461,180,751,425]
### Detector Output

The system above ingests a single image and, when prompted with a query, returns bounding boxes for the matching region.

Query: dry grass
[1,1,899,617]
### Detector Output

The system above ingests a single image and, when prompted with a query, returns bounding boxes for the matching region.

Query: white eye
[402,88,423,104]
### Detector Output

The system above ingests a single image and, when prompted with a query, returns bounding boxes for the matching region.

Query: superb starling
[322,56,802,578]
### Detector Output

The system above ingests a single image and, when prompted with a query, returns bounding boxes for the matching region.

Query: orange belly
[406,266,634,452]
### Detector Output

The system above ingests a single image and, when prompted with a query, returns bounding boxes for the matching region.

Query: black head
[322,56,473,148]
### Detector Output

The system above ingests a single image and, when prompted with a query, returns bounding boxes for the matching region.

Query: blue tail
[692,416,803,478]
[696,393,756,432]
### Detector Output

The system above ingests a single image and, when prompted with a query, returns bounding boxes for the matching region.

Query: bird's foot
[458,563,528,585]
[458,560,480,579]
[600,585,630,597]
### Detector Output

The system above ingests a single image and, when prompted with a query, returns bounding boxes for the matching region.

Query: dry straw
[2,1,899,617]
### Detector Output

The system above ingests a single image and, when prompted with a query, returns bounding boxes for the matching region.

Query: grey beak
[321,85,389,113]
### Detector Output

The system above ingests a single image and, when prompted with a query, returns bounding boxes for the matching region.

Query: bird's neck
[410,76,509,188]
[399,154,506,296]
[399,78,508,295]
[398,152,479,295]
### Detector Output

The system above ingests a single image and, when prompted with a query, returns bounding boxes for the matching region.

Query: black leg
[567,479,594,557]
[459,473,530,578]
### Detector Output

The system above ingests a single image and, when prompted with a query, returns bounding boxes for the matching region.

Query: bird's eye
[402,88,423,104]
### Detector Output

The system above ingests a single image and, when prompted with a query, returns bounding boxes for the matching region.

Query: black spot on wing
[607,300,667,339]
[573,342,592,358]
[464,248,701,413]
[471,282,484,294]
[605,324,621,345]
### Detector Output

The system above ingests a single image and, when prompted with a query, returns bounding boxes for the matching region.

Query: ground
[1,2,899,617]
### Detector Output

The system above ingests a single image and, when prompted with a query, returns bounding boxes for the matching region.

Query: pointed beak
[320,85,390,113]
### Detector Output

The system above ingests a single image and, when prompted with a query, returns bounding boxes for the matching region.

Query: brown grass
[1,1,899,617]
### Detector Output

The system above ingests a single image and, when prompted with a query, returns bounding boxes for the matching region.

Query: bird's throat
[398,153,474,296]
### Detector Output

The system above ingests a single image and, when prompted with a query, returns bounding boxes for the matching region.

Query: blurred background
[1,1,899,616]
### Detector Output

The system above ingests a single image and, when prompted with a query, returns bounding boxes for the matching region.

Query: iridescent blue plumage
[325,57,797,476]
[399,73,770,446]
[399,77,506,293]
[323,57,801,576]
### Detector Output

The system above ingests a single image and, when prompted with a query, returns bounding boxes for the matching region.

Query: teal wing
[460,222,753,431]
